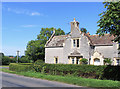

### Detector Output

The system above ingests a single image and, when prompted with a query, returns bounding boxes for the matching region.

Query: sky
[2,2,106,56]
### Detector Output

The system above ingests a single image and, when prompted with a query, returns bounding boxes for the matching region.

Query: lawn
[1,68,120,88]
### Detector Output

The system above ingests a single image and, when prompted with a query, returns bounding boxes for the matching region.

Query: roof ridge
[90,34,111,36]
[54,35,69,37]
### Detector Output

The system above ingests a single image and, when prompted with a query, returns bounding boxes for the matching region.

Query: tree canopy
[25,27,65,62]
[97,1,120,43]
[80,28,87,33]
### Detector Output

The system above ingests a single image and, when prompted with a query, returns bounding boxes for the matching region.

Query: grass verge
[0,65,9,67]
[1,68,120,88]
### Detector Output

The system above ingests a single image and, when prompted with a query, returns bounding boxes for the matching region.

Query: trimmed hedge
[9,63,120,81]
[9,63,33,72]
[33,64,106,79]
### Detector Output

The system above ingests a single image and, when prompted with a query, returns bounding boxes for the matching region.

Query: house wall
[45,47,64,64]
[94,43,118,59]
[62,33,91,64]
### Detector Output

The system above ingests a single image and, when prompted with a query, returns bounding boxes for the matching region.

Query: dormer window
[72,38,80,48]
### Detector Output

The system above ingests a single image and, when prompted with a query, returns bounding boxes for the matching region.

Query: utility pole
[16,50,20,63]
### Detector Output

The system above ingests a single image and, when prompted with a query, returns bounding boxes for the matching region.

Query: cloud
[31,12,41,16]
[7,8,41,16]
[21,25,37,27]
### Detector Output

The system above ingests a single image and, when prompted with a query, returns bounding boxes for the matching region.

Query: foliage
[97,1,120,44]
[25,27,65,62]
[80,58,88,64]
[80,28,87,33]
[9,63,33,72]
[33,64,106,79]
[2,68,120,88]
[104,58,112,65]
[2,56,16,65]
[33,60,45,72]
[18,56,30,63]
[34,60,44,65]
[8,63,120,81]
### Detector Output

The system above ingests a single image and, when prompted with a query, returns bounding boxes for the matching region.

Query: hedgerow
[9,63,33,72]
[9,62,120,81]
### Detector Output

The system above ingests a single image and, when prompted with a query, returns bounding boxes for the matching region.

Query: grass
[1,68,120,88]
[0,65,9,67]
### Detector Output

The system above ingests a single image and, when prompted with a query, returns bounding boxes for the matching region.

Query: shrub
[104,58,112,65]
[2,56,16,65]
[80,58,88,64]
[19,57,30,63]
[33,60,45,72]
[9,63,33,72]
[33,63,106,79]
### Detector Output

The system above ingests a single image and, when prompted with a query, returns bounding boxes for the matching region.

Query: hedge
[9,63,33,72]
[9,63,120,81]
[33,64,107,79]
[33,64,120,81]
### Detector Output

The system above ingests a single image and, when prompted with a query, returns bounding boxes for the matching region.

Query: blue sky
[2,2,106,56]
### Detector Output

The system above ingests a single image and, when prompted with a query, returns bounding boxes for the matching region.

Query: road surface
[2,72,94,89]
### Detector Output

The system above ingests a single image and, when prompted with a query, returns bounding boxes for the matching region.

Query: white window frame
[72,38,80,48]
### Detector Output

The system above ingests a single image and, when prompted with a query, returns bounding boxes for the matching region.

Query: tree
[25,27,65,62]
[80,28,87,33]
[97,1,120,44]
[104,58,112,65]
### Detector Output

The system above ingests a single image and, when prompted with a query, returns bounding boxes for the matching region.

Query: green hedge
[33,64,120,81]
[9,63,120,81]
[9,63,33,72]
[33,64,106,79]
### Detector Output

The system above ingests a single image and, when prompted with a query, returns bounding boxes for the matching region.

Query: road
[2,72,94,89]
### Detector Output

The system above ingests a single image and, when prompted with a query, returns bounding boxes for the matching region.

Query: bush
[80,58,88,64]
[2,56,16,65]
[104,58,112,65]
[18,57,30,63]
[33,60,45,72]
[33,64,106,79]
[9,63,33,72]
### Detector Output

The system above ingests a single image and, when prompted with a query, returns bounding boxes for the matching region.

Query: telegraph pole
[16,50,20,63]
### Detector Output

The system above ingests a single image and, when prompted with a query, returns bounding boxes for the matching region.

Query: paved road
[2,72,94,89]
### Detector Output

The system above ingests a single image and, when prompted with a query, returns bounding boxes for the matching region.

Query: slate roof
[46,34,115,47]
[46,35,69,47]
[89,34,114,45]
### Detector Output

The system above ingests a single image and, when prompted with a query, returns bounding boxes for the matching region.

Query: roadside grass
[1,68,120,88]
[0,65,9,67]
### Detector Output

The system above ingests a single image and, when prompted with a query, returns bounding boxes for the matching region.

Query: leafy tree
[80,58,88,64]
[104,58,112,65]
[97,1,120,44]
[80,28,87,33]
[25,27,65,62]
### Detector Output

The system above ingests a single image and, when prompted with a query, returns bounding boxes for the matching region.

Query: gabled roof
[45,35,69,47]
[89,34,114,46]
[45,33,115,47]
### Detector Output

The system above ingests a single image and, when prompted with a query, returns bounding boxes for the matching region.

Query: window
[116,59,120,65]
[76,58,79,64]
[72,39,80,48]
[73,39,76,47]
[77,39,79,47]
[54,57,58,64]
[72,58,74,64]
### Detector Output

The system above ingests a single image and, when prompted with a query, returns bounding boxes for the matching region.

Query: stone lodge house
[45,18,120,65]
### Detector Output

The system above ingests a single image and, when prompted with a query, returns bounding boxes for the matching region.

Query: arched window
[94,58,100,65]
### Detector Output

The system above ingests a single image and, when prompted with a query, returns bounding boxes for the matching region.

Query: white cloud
[21,25,37,27]
[31,12,40,16]
[7,8,41,16]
